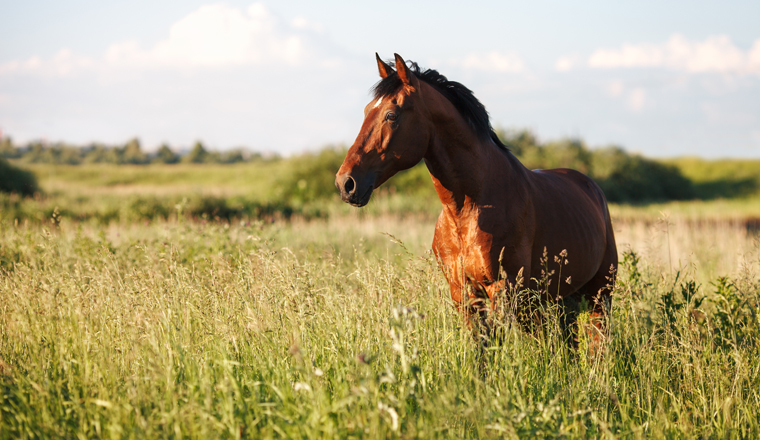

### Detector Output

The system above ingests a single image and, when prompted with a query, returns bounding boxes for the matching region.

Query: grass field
[1,164,760,438]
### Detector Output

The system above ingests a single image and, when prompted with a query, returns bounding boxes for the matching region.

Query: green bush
[274,147,348,204]
[0,158,39,196]
[518,138,592,175]
[274,147,437,204]
[498,129,694,203]
[592,147,694,202]
[384,162,435,197]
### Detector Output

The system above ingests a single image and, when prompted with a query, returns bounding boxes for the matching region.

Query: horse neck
[423,120,530,216]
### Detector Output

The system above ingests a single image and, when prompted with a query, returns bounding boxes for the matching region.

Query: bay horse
[335,53,617,348]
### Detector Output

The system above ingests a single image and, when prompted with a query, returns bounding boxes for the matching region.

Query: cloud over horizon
[1,2,759,158]
[586,34,760,75]
[0,3,370,152]
[0,3,335,77]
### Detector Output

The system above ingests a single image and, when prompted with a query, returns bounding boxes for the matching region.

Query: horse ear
[376,53,393,78]
[394,53,412,85]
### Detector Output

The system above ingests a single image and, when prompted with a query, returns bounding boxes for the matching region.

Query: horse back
[525,168,613,291]
[530,168,610,221]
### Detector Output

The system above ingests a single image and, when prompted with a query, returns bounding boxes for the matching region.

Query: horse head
[335,53,432,207]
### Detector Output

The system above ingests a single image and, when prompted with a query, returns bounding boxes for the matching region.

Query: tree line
[0,137,274,165]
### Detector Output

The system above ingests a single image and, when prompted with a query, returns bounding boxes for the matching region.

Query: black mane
[372,59,507,150]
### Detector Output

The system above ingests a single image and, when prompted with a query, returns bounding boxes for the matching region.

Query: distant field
[6,159,760,223]
[666,157,760,200]
[20,162,288,198]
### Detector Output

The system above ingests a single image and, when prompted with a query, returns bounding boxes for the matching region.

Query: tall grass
[2,214,759,438]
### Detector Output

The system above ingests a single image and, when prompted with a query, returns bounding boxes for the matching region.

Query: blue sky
[1,0,759,157]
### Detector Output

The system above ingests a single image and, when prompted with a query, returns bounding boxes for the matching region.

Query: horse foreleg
[576,262,616,360]
[448,281,492,346]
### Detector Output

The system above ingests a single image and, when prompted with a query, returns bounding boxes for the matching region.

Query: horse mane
[371,59,508,151]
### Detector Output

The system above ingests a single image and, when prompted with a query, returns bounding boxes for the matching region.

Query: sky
[1,0,759,158]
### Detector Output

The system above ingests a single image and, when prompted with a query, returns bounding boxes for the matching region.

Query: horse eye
[385,111,397,121]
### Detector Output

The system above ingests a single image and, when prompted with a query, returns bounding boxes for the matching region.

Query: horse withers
[335,53,617,350]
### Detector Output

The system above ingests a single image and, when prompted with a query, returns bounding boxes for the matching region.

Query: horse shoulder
[432,209,458,269]
[482,201,535,286]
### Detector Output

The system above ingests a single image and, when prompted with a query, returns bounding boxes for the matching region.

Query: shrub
[520,138,592,175]
[0,158,39,196]
[497,130,694,204]
[274,147,347,203]
[275,147,441,204]
[592,147,694,202]
[384,162,435,197]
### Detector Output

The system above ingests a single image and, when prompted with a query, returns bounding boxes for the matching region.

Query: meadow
[1,160,760,438]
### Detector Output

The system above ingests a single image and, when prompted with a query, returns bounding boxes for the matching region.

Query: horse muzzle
[335,172,375,207]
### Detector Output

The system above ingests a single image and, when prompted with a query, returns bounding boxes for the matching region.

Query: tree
[83,144,110,163]
[183,141,210,163]
[154,144,179,164]
[0,137,20,159]
[220,149,245,164]
[123,138,148,164]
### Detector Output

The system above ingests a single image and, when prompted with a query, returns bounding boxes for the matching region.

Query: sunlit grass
[1,214,759,438]
[2,161,760,437]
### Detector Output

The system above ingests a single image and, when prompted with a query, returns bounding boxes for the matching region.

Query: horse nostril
[344,176,356,194]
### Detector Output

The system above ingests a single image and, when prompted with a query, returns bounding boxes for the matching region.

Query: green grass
[1,214,759,439]
[2,161,760,438]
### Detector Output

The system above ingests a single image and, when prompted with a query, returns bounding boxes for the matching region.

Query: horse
[335,53,617,349]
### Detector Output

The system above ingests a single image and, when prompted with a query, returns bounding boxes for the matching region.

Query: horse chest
[432,212,496,300]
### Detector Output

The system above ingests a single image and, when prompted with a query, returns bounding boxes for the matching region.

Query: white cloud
[291,16,324,33]
[554,56,575,72]
[147,3,305,67]
[749,40,760,72]
[600,81,650,112]
[605,80,624,97]
[450,51,526,73]
[0,3,318,75]
[586,34,760,75]
[0,50,95,76]
[0,3,363,153]
[627,88,647,112]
